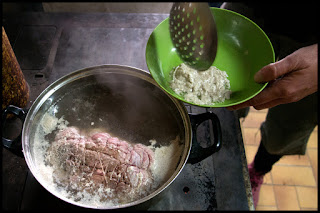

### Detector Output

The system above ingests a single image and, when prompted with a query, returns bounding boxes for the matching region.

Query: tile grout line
[306,148,318,187]
[242,126,263,129]
[269,165,278,210]
[262,183,318,188]
[272,184,279,210]
[273,164,313,168]
[294,185,302,210]
[306,147,318,150]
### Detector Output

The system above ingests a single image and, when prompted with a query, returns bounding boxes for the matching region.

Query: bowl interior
[146,7,275,107]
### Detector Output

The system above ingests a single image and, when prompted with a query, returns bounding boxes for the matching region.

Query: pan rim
[22,64,192,209]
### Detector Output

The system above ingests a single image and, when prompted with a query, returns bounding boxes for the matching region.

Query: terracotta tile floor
[240,107,318,210]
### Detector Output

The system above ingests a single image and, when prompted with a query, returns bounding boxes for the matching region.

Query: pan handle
[187,111,222,164]
[2,105,28,157]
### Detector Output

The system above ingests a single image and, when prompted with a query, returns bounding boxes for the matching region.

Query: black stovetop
[2,11,252,211]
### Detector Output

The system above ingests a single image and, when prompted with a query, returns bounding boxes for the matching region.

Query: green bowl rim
[146,7,275,108]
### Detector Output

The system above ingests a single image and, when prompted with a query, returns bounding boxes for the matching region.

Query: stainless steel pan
[2,65,221,209]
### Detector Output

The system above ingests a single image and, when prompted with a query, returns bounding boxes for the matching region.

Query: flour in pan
[32,103,184,208]
[148,135,183,186]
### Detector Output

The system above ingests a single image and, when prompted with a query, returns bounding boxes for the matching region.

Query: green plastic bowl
[146,7,275,107]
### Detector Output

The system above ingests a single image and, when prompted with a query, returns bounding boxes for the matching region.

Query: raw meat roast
[46,127,155,203]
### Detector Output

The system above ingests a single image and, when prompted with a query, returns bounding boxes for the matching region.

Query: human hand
[227,44,318,111]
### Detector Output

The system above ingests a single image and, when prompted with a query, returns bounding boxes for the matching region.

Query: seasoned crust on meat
[47,127,155,203]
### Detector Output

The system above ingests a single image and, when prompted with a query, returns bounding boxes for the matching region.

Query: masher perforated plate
[169,2,218,71]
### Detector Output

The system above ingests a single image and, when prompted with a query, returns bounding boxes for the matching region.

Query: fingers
[227,95,284,111]
[254,55,297,83]
[227,76,306,111]
[226,100,250,111]
[227,81,279,111]
[252,98,285,110]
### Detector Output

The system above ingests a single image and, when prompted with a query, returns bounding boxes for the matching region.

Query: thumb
[254,56,296,83]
